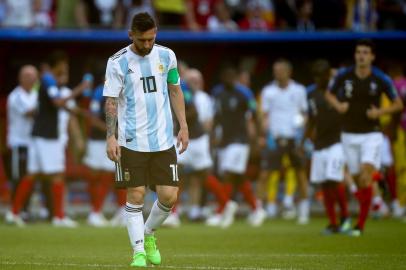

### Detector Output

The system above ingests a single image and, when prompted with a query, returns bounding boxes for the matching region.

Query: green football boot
[144,235,161,265]
[130,251,147,267]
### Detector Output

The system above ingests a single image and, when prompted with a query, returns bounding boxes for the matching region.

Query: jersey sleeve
[327,69,345,96]
[103,58,123,97]
[42,73,59,100]
[260,87,271,114]
[167,49,180,85]
[298,85,308,113]
[196,94,214,123]
[381,74,399,100]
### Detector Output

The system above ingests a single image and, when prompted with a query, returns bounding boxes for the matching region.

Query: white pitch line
[0,261,294,270]
[173,253,406,258]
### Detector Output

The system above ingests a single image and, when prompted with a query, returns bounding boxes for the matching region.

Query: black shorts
[115,146,179,189]
[3,146,28,182]
[260,138,304,171]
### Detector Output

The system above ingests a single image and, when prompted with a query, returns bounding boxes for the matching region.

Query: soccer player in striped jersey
[326,39,403,236]
[103,12,188,267]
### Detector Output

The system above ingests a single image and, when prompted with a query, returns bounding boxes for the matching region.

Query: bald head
[19,65,38,91]
[186,68,204,92]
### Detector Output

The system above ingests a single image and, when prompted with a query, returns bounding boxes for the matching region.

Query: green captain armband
[167,68,180,84]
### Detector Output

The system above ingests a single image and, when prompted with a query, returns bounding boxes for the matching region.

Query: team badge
[229,97,238,109]
[369,81,378,95]
[158,63,164,73]
[344,80,353,98]
[124,169,130,181]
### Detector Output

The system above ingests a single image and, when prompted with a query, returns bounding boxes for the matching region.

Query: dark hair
[273,58,292,71]
[356,38,376,54]
[131,12,156,32]
[47,51,68,68]
[312,59,330,78]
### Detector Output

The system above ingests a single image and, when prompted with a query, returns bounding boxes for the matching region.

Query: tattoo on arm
[105,97,118,138]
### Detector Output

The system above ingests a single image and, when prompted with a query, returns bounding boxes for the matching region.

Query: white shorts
[177,134,213,171]
[218,143,250,175]
[83,140,115,172]
[310,143,345,183]
[28,137,65,174]
[381,135,393,167]
[341,132,384,175]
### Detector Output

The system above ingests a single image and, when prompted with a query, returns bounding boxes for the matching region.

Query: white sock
[145,200,171,235]
[283,195,294,208]
[373,195,383,205]
[298,199,310,218]
[125,202,144,253]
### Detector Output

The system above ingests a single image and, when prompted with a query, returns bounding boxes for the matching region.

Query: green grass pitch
[1,218,406,270]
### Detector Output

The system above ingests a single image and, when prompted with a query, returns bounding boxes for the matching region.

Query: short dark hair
[273,58,292,71]
[47,51,68,68]
[356,38,376,54]
[312,59,330,78]
[131,12,156,32]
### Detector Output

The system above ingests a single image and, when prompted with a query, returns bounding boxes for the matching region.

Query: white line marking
[173,253,406,258]
[0,261,292,270]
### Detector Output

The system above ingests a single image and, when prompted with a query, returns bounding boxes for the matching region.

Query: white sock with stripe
[144,200,171,235]
[125,202,144,253]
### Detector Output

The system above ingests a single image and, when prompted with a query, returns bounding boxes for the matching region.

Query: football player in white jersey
[103,12,188,267]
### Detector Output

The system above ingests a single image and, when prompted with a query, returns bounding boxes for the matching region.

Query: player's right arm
[103,58,124,162]
[259,86,270,147]
[325,70,349,114]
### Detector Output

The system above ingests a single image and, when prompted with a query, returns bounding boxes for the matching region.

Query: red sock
[322,186,337,226]
[115,189,127,206]
[86,173,98,210]
[12,176,35,215]
[385,167,397,200]
[204,175,229,213]
[336,184,349,218]
[355,186,372,230]
[52,181,65,219]
[93,175,111,213]
[238,180,257,210]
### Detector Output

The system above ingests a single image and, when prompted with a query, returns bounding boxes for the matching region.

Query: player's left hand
[366,105,381,119]
[177,127,189,155]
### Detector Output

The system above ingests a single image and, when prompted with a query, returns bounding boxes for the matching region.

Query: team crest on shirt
[369,81,378,95]
[158,63,165,74]
[124,169,130,181]
[229,97,238,109]
[344,80,353,98]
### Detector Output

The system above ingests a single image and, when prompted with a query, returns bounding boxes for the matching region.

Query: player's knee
[126,188,145,205]
[358,164,375,188]
[158,192,177,207]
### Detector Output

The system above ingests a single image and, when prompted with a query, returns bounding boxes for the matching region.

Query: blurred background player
[10,51,88,227]
[169,67,214,224]
[326,39,403,236]
[258,58,310,224]
[4,65,39,224]
[306,59,350,234]
[210,64,266,228]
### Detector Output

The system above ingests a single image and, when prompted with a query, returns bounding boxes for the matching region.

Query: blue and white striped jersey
[103,44,179,152]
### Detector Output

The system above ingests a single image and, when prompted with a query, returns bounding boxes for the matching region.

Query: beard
[134,42,154,56]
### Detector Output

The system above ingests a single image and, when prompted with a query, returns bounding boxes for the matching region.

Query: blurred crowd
[0,0,405,31]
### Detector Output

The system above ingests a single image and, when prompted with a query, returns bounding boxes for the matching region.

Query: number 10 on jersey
[170,164,179,182]
[140,76,157,93]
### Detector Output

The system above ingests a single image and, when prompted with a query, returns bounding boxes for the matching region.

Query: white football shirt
[7,86,38,147]
[261,80,307,138]
[103,44,178,152]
